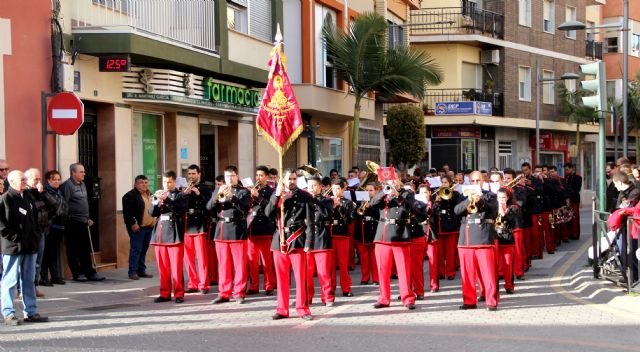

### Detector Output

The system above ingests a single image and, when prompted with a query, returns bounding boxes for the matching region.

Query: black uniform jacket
[564,173,582,204]
[330,197,356,236]
[265,188,313,251]
[122,188,150,228]
[0,188,40,254]
[497,205,521,245]
[247,185,276,237]
[433,191,461,234]
[408,203,430,241]
[543,177,565,210]
[527,176,543,215]
[455,190,498,247]
[207,185,250,242]
[370,189,426,244]
[513,185,533,228]
[184,183,213,235]
[307,195,334,251]
[353,197,379,244]
[150,189,188,245]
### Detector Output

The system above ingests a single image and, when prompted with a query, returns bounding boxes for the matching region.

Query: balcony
[409,6,504,39]
[71,0,216,52]
[384,89,503,117]
[586,40,604,60]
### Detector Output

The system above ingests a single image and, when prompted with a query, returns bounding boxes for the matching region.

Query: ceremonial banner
[256,35,303,155]
[377,167,396,182]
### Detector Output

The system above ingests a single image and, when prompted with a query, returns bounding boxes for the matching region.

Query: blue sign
[435,101,492,116]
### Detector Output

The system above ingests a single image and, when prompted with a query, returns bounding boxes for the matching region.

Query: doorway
[78,104,100,250]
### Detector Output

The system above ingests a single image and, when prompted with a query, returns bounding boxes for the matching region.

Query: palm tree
[557,82,597,161]
[322,12,443,165]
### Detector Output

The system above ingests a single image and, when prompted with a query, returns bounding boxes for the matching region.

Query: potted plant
[484,79,494,94]
[462,88,477,101]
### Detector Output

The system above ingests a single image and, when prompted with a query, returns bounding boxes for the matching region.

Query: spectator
[122,175,156,281]
[41,170,67,285]
[0,159,9,191]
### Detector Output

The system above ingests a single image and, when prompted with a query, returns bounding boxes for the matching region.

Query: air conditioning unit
[481,50,500,65]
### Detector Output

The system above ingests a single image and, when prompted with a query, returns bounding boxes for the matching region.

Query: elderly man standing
[0,159,9,191]
[61,163,104,282]
[0,171,49,326]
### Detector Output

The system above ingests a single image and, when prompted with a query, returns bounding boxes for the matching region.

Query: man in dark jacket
[122,175,156,280]
[564,163,582,240]
[1,171,49,326]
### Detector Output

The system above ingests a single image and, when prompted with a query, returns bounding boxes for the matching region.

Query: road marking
[293,294,373,329]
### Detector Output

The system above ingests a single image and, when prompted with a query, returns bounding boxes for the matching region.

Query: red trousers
[355,242,378,283]
[426,240,440,291]
[513,229,525,278]
[498,244,515,291]
[306,250,334,304]
[273,249,311,317]
[331,236,352,294]
[522,227,532,270]
[375,243,414,306]
[541,211,555,253]
[530,214,543,258]
[184,233,209,290]
[458,246,498,307]
[438,232,458,277]
[154,244,184,299]
[247,236,275,291]
[409,237,426,297]
[215,241,248,299]
[207,240,218,284]
[569,202,580,239]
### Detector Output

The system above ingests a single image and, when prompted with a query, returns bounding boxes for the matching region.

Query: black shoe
[446,276,455,281]
[505,288,514,294]
[236,297,246,304]
[430,288,439,293]
[272,313,288,320]
[39,280,53,287]
[175,298,184,304]
[87,274,105,281]
[487,306,498,311]
[360,281,370,285]
[128,274,140,280]
[185,288,198,293]
[478,296,486,302]
[397,295,402,301]
[199,289,209,294]
[265,290,274,296]
[138,273,153,278]
[246,289,259,295]
[211,297,230,304]
[51,278,66,285]
[301,314,313,321]
[342,292,354,297]
[459,304,477,310]
[547,251,555,255]
[439,275,445,280]
[405,303,416,310]
[373,303,390,309]
[210,281,218,286]
[416,295,425,300]
[516,275,525,280]
[23,314,48,323]
[372,281,379,285]
[154,296,171,303]
[73,274,88,282]
[390,274,398,279]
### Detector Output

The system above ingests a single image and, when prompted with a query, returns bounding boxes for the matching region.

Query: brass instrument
[463,188,478,214]
[495,214,503,230]
[299,164,321,179]
[504,174,526,189]
[435,186,453,201]
[154,189,168,200]
[184,181,195,194]
[383,184,395,195]
[217,185,230,200]
[549,212,555,229]
[357,201,370,216]
[358,160,380,190]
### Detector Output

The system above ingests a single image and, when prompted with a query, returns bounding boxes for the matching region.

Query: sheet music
[241,177,254,188]
[426,176,442,188]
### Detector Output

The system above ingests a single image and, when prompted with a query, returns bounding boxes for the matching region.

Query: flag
[256,32,303,156]
[378,167,396,182]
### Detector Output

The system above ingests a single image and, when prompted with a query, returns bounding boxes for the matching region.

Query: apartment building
[409,0,602,192]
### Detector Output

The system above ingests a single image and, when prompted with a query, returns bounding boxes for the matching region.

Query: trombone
[357,201,370,216]
[504,174,525,189]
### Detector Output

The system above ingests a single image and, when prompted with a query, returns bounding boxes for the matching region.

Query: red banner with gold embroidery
[256,42,303,156]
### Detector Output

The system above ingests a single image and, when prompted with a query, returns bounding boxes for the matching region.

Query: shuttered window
[249,0,272,42]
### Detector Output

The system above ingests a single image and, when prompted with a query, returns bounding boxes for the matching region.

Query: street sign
[47,92,84,135]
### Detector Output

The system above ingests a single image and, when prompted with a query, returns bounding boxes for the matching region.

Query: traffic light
[579,60,607,111]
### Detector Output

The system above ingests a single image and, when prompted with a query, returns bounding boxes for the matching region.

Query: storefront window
[316,137,342,177]
[132,112,164,191]
[462,139,476,171]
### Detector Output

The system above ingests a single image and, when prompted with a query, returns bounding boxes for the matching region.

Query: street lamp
[535,63,579,165]
[558,0,630,158]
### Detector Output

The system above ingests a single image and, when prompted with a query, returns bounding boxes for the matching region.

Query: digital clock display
[99,56,130,72]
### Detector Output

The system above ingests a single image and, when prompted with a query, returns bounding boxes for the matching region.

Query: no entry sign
[47,92,84,135]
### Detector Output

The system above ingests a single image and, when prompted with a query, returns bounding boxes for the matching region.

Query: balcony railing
[586,40,604,60]
[409,6,504,39]
[73,0,216,52]
[383,89,503,117]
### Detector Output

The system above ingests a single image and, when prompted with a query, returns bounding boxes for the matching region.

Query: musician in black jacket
[265,170,313,320]
[150,170,188,303]
[455,171,499,311]
[496,188,522,294]
[122,175,156,280]
[522,163,544,260]
[207,165,251,305]
[246,166,276,296]
[564,163,582,240]
[305,176,335,306]
[353,182,380,285]
[433,175,461,280]
[329,178,356,297]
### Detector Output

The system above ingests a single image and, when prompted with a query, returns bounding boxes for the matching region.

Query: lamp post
[535,62,579,165]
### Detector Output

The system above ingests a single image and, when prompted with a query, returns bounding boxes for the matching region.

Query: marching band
[146,161,579,318]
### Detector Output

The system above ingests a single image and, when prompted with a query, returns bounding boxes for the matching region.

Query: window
[388,21,404,49]
[356,128,382,168]
[543,70,555,104]
[315,137,342,176]
[315,4,337,89]
[632,34,640,52]
[565,6,576,39]
[518,0,531,27]
[543,1,554,33]
[519,66,531,101]
[586,21,595,41]
[132,112,164,191]
[498,141,513,170]
[606,37,619,53]
[227,2,248,34]
[606,80,616,101]
[461,62,482,90]
[248,0,272,42]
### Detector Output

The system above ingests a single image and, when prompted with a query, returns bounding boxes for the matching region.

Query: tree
[628,72,640,158]
[386,105,425,171]
[557,82,597,161]
[322,12,443,165]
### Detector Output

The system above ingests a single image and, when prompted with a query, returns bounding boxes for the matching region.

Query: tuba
[358,160,380,190]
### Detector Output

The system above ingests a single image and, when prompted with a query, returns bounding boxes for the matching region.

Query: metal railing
[624,215,640,293]
[423,88,503,116]
[409,6,504,39]
[73,0,216,52]
[586,40,604,60]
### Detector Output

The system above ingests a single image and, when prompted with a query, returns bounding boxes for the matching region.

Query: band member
[305,176,335,306]
[265,170,313,320]
[353,182,380,285]
[543,166,563,253]
[207,166,250,304]
[150,171,188,303]
[247,165,276,296]
[370,174,425,310]
[456,171,499,311]
[434,175,461,280]
[496,187,521,294]
[563,163,582,240]
[507,170,528,278]
[410,184,431,298]
[182,164,213,294]
[329,178,356,297]
[527,165,546,259]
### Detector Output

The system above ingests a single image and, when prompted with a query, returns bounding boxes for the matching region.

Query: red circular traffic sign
[47,92,84,135]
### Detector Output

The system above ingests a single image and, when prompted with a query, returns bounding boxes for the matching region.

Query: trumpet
[495,214,503,230]
[549,212,555,229]
[357,201,370,216]
[183,181,195,194]
[463,188,478,214]
[217,185,230,200]
[154,189,168,201]
[383,184,395,195]
[435,186,453,201]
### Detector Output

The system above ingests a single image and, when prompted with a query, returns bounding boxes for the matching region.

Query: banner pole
[279,153,286,253]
